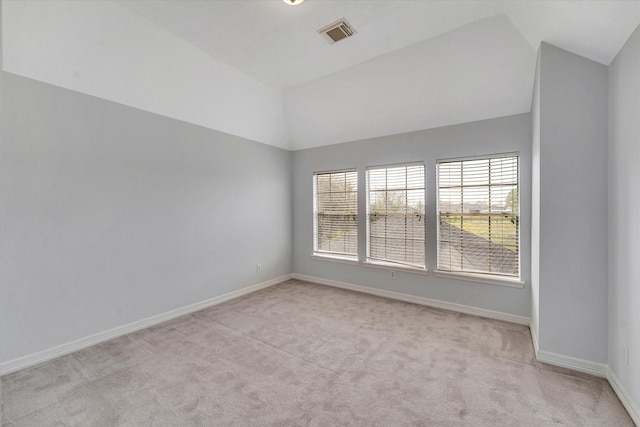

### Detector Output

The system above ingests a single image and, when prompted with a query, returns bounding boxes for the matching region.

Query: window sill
[434,270,524,288]
[311,254,359,266]
[363,261,428,275]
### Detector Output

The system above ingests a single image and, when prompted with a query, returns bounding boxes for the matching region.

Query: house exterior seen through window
[313,169,358,260]
[437,154,519,278]
[366,163,426,269]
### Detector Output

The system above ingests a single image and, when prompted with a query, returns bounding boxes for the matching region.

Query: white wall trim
[434,269,524,288]
[311,254,360,266]
[607,368,640,426]
[531,351,640,424]
[529,319,540,354]
[5,272,637,425]
[362,261,428,275]
[529,324,639,423]
[528,319,608,378]
[534,349,608,378]
[0,274,292,377]
[294,274,640,420]
[292,273,530,325]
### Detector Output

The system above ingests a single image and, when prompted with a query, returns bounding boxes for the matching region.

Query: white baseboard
[529,319,540,354]
[530,321,638,424]
[4,272,638,425]
[292,273,530,326]
[294,276,640,422]
[294,274,640,421]
[607,368,640,426]
[533,349,638,424]
[527,319,608,378]
[0,274,292,376]
[534,349,608,377]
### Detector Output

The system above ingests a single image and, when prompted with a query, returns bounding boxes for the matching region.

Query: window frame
[435,152,523,287]
[312,168,359,263]
[365,162,427,272]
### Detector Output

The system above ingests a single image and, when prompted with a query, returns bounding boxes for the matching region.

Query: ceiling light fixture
[283,0,304,5]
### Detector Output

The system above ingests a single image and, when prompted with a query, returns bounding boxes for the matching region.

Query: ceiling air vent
[318,18,356,44]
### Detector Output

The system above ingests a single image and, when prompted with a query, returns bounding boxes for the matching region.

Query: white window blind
[313,170,358,259]
[437,154,519,277]
[366,164,425,269]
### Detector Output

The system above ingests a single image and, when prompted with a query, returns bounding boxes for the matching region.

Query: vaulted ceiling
[4,1,640,150]
[117,0,639,90]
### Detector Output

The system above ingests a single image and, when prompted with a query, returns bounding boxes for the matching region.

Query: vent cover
[318,18,356,44]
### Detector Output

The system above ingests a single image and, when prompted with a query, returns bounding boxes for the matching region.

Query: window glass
[367,164,425,269]
[437,155,519,277]
[313,170,358,259]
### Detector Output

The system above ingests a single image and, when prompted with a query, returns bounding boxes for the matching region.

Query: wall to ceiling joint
[2,0,289,149]
[1,4,639,418]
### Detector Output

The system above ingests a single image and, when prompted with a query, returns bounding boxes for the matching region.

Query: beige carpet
[1,279,633,426]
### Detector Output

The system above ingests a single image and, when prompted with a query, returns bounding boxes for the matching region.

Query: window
[437,154,519,278]
[313,170,358,260]
[366,164,425,269]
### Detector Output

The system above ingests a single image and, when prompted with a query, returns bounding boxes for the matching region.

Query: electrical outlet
[256,264,262,273]
[390,271,396,279]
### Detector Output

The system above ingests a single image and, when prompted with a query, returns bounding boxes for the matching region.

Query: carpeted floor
[1,279,633,426]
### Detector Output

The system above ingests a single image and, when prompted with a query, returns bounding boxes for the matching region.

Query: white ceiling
[5,1,639,150]
[118,0,640,90]
[115,0,640,149]
[284,14,537,148]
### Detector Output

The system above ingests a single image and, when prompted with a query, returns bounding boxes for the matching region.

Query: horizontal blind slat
[367,164,425,269]
[314,170,358,258]
[437,155,519,277]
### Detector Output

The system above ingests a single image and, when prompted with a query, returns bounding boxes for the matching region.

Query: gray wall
[531,49,541,337]
[0,73,293,364]
[533,43,609,363]
[293,114,532,317]
[608,25,640,410]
